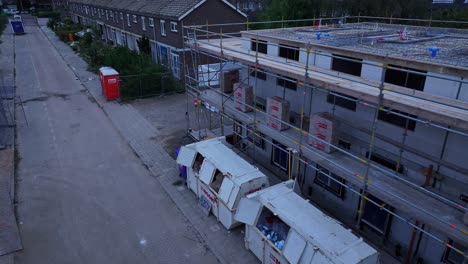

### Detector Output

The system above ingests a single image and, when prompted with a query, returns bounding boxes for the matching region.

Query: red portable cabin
[99,67,120,100]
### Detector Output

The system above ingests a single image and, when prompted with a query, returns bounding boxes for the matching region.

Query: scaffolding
[182,16,468,261]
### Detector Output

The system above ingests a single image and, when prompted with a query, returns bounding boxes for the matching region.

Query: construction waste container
[176,137,269,229]
[234,180,379,264]
[99,67,120,100]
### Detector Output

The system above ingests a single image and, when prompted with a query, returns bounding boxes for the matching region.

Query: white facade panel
[267,42,279,57]
[314,52,332,69]
[361,60,383,82]
[423,73,461,99]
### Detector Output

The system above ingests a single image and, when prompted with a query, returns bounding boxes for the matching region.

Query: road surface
[14,21,218,264]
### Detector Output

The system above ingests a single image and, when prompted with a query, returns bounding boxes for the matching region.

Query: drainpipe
[412,224,425,259]
[405,220,420,264]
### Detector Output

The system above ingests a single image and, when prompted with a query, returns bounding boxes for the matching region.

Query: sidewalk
[0,29,22,263]
[40,25,258,264]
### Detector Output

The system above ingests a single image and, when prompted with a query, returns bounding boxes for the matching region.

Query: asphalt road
[13,23,218,264]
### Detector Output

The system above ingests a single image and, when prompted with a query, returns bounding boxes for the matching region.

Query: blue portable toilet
[9,16,25,35]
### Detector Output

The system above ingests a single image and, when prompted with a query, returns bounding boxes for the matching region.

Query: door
[160,46,168,66]
[171,53,180,79]
[234,197,262,226]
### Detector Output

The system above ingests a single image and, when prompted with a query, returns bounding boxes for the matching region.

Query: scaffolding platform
[190,38,468,131]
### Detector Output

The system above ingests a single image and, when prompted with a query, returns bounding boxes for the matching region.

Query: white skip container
[176,137,269,229]
[234,180,379,264]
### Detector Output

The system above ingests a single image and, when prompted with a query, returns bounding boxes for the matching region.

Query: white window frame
[170,22,178,32]
[133,15,137,23]
[141,16,146,31]
[127,14,131,26]
[149,18,154,27]
[160,20,166,36]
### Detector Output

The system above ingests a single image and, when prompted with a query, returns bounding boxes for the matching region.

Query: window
[132,15,137,23]
[120,12,123,20]
[248,132,265,149]
[279,44,299,61]
[106,10,109,20]
[160,20,166,36]
[249,2,255,10]
[251,39,267,54]
[127,14,130,26]
[277,75,297,91]
[331,54,363,77]
[98,9,101,18]
[378,108,417,131]
[141,17,146,31]
[385,64,426,91]
[327,92,357,111]
[236,2,240,9]
[110,11,113,18]
[338,139,351,150]
[314,165,345,197]
[272,141,289,171]
[366,152,405,174]
[242,2,248,9]
[360,194,392,235]
[250,68,267,80]
[255,97,266,111]
[442,239,466,264]
[170,22,178,32]
[149,18,154,27]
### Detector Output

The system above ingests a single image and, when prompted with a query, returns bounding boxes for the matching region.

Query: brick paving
[40,25,258,264]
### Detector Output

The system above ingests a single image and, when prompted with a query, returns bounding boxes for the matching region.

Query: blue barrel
[175,147,187,180]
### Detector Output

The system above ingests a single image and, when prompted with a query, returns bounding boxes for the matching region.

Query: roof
[99,67,119,76]
[243,22,468,70]
[70,0,246,20]
[247,180,379,264]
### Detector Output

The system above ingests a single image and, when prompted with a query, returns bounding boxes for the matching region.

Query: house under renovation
[183,17,468,263]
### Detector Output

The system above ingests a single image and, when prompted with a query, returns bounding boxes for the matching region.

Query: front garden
[48,18,184,100]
